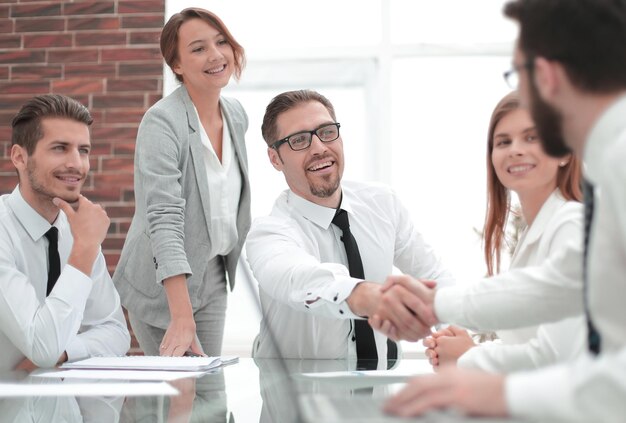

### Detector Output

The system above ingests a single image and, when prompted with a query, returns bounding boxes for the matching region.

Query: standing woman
[424,91,586,372]
[114,8,250,357]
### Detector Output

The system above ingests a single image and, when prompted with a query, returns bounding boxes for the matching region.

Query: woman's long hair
[483,91,582,276]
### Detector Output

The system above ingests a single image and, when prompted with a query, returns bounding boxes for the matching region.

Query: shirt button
[352,336,356,342]
[155,263,158,269]
[339,309,344,314]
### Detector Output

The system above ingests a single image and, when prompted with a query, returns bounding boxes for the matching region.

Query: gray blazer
[113,85,251,329]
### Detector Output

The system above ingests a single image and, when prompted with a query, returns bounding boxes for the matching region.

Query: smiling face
[173,18,234,95]
[12,117,90,220]
[490,108,564,200]
[268,101,344,208]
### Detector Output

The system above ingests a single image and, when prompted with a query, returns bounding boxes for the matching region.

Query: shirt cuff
[156,259,192,284]
[51,264,94,303]
[506,363,577,421]
[433,286,466,324]
[291,274,361,319]
[457,346,480,369]
[65,335,89,363]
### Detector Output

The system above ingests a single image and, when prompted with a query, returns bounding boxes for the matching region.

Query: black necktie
[332,209,397,366]
[44,227,61,296]
[583,180,601,355]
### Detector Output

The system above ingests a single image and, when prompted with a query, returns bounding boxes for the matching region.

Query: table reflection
[0,373,123,423]
[0,358,525,422]
[121,370,231,423]
[255,358,398,423]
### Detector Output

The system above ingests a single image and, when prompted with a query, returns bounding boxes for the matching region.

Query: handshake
[367,275,440,342]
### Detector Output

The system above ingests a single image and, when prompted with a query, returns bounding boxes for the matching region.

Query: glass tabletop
[0,358,528,423]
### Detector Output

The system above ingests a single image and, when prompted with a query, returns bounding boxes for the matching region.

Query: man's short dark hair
[261,90,337,146]
[504,0,626,93]
[11,94,93,155]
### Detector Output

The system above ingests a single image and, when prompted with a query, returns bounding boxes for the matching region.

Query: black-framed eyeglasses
[503,60,534,89]
[270,123,341,151]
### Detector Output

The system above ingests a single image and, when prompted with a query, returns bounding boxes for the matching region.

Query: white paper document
[61,355,229,372]
[33,368,208,381]
[0,381,178,397]
[218,356,239,366]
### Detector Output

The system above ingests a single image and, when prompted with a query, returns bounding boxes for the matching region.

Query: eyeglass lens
[289,124,339,150]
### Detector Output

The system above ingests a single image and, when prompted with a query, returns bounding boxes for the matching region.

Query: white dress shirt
[194,106,242,257]
[503,95,626,422]
[247,181,455,359]
[458,190,586,373]
[0,187,130,370]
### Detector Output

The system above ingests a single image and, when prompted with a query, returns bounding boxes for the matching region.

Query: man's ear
[533,57,563,101]
[267,147,283,171]
[10,144,27,173]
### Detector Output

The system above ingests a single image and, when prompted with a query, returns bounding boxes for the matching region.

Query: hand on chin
[55,193,81,210]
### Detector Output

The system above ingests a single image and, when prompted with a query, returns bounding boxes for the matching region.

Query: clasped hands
[368,275,439,342]
[366,276,508,418]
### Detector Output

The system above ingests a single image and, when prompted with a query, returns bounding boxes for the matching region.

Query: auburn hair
[160,7,245,84]
[483,91,582,275]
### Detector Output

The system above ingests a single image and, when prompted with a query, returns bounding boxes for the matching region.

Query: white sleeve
[506,348,626,422]
[435,238,583,332]
[459,335,555,373]
[461,314,586,373]
[246,217,362,320]
[65,252,130,362]
[0,244,92,367]
[453,203,585,371]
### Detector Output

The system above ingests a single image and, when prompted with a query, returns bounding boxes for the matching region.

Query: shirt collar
[584,94,626,184]
[7,186,60,242]
[522,189,566,246]
[288,187,353,230]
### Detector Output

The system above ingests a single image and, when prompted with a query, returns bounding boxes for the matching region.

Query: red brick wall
[0,0,165,278]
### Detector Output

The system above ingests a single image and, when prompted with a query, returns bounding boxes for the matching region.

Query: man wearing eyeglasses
[246,89,454,365]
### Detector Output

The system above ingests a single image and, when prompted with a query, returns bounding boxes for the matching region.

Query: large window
[167,0,518,356]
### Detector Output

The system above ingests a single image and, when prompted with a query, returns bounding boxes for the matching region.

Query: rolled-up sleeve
[135,106,191,283]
